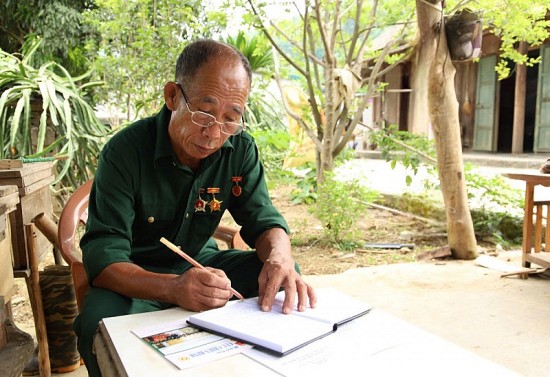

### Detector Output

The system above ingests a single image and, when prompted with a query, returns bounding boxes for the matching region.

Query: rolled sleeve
[80,140,137,284]
[239,205,289,244]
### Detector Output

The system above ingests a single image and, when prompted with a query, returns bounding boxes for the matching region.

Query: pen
[159,237,245,301]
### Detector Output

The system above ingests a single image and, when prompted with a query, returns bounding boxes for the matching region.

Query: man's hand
[93,262,233,312]
[255,228,317,314]
[171,267,233,312]
[258,256,316,314]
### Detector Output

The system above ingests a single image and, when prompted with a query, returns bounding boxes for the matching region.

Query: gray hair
[175,39,252,89]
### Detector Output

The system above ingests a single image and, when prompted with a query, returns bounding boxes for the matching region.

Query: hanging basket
[445,8,483,61]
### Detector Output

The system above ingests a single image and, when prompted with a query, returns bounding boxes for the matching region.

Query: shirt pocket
[192,207,224,237]
[133,201,180,243]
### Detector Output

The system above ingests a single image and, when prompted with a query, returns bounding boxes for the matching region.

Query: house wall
[372,23,549,153]
[384,66,403,128]
[455,61,477,148]
[407,47,431,136]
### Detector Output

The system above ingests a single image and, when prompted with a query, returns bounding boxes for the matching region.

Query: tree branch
[313,0,334,67]
[272,51,323,152]
[245,0,309,76]
[332,36,404,154]
[358,120,438,164]
[303,4,325,135]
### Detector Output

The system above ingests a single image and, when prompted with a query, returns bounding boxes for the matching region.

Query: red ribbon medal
[232,176,243,197]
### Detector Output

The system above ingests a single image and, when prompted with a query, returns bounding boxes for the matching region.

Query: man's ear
[164,82,179,111]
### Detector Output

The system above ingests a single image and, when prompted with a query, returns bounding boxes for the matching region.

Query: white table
[98,304,521,377]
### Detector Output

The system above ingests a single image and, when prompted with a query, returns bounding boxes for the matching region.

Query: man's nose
[203,121,222,138]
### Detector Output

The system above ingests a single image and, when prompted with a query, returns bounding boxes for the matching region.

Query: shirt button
[147,216,155,223]
[185,213,189,218]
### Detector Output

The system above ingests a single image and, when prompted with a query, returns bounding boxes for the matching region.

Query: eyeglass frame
[174,82,246,136]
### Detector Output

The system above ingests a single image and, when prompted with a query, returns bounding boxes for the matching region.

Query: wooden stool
[533,200,550,253]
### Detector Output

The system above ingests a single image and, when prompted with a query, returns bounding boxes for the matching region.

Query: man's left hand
[255,228,316,314]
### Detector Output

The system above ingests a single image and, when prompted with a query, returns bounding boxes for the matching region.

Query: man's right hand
[170,267,233,312]
[92,262,233,312]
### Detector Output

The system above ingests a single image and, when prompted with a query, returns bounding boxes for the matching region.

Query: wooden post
[31,213,59,249]
[25,223,51,377]
[32,212,63,265]
[512,41,529,154]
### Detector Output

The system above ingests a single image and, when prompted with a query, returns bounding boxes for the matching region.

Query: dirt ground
[266,184,454,275]
[10,184,485,334]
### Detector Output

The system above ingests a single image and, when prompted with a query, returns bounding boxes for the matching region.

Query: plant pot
[445,9,483,61]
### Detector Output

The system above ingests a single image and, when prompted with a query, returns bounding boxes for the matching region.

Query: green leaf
[17,63,26,78]
[63,96,73,147]
[21,88,31,155]
[0,114,6,158]
[44,79,63,126]
[0,88,13,123]
[37,80,50,110]
[37,109,48,152]
[21,39,42,65]
[10,96,26,149]
[38,61,56,77]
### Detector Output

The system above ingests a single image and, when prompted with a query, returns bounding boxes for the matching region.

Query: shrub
[310,172,379,248]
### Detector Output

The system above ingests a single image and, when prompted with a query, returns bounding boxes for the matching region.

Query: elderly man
[74,39,316,376]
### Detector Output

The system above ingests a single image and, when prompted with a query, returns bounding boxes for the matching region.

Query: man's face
[167,55,249,169]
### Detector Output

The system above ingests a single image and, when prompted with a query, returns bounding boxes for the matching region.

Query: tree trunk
[416,0,478,259]
[318,63,337,184]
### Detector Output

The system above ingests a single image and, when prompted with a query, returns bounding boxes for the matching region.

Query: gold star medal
[231,176,243,197]
[207,187,222,212]
[194,189,207,212]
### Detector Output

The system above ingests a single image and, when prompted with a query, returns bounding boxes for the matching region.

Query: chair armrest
[71,261,89,312]
[213,225,248,250]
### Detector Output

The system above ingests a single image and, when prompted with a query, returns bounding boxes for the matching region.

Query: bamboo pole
[32,212,63,265]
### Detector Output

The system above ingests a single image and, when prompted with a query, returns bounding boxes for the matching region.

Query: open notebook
[187,288,372,356]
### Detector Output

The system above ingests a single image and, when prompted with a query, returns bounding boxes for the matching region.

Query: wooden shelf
[524,252,550,268]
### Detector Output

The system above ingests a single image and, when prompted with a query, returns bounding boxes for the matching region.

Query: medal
[194,189,207,212]
[231,176,242,197]
[207,187,222,212]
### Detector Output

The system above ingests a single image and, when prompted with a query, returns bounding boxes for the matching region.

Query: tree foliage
[224,31,284,132]
[224,31,288,174]
[246,0,416,182]
[479,0,550,78]
[82,0,227,120]
[0,0,95,75]
[445,0,550,78]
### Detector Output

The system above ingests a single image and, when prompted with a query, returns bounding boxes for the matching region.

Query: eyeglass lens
[190,112,242,135]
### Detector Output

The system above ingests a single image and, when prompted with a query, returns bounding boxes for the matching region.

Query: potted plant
[0,39,112,192]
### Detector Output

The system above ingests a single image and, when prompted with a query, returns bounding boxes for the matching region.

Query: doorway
[496,49,540,152]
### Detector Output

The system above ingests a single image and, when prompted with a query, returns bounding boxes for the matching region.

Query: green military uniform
[74,105,290,377]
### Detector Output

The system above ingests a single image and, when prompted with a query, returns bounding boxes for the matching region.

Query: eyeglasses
[175,82,245,135]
